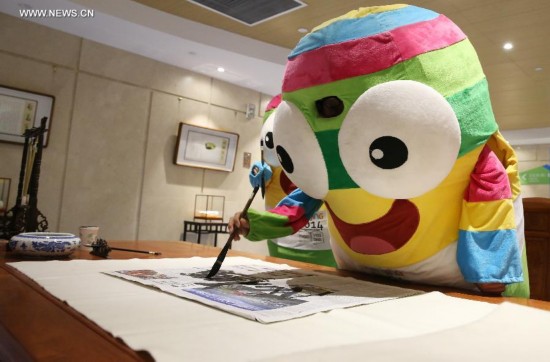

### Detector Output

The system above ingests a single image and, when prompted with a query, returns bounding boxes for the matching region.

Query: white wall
[0,12,269,254]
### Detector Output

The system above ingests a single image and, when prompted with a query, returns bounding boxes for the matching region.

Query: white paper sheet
[259,302,550,362]
[8,257,507,362]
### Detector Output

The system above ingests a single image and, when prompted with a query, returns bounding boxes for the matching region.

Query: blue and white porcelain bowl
[9,232,80,257]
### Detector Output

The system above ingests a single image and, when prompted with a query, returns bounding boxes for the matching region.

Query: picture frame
[174,123,239,172]
[0,85,54,146]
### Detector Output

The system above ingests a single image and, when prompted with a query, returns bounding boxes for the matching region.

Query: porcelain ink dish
[9,232,80,257]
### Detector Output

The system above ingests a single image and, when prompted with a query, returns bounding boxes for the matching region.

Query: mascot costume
[249,95,337,267]
[235,4,529,297]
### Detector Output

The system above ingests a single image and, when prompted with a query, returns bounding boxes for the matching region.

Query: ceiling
[130,0,550,133]
[1,0,549,137]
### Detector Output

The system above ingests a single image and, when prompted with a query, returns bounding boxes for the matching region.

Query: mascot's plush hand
[249,161,272,188]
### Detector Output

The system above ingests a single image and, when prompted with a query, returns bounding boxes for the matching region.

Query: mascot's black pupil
[264,132,274,149]
[276,145,294,173]
[369,136,408,169]
[316,96,344,118]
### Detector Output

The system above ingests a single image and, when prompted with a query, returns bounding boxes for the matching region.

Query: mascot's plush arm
[246,188,323,241]
[457,145,523,284]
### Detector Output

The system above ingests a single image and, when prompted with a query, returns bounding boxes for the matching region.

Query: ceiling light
[217,67,225,73]
[535,67,543,72]
[503,42,513,50]
[297,28,308,33]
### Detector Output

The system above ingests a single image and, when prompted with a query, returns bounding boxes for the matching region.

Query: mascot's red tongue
[280,171,297,195]
[350,236,397,254]
[326,200,419,255]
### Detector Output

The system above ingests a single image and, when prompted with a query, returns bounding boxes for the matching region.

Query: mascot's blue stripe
[289,5,439,59]
[276,188,324,219]
[457,229,523,283]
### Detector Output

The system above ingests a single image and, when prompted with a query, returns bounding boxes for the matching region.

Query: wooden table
[2,239,550,361]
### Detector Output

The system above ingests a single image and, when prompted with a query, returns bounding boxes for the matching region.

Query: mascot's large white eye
[260,111,280,167]
[339,80,460,199]
[273,101,328,199]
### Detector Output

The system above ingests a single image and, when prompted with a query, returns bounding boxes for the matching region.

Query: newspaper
[105,260,422,323]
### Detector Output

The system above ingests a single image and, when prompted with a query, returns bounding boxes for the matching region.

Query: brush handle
[110,247,161,255]
[206,186,259,278]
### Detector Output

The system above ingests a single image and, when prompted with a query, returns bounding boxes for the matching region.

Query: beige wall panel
[59,73,149,239]
[149,66,211,103]
[0,13,80,68]
[137,92,208,241]
[537,145,550,160]
[80,40,211,102]
[211,78,260,114]
[0,52,76,232]
[496,113,548,131]
[515,146,538,162]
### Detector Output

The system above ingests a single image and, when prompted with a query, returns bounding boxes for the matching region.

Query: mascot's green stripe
[316,130,358,190]
[449,78,498,157]
[263,108,274,123]
[284,39,485,134]
[247,208,295,241]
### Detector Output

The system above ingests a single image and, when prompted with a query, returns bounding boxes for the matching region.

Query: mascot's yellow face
[272,5,498,268]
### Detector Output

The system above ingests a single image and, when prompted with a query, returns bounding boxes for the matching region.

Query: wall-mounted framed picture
[174,123,239,172]
[0,85,54,147]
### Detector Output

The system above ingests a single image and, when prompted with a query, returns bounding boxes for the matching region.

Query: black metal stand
[182,221,229,247]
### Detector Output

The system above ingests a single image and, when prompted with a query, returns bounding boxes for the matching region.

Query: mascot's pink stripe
[465,145,512,202]
[270,205,308,233]
[265,94,282,112]
[283,15,466,92]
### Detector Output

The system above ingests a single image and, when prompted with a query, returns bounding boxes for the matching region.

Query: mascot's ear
[339,80,461,199]
[260,111,280,167]
[273,101,329,199]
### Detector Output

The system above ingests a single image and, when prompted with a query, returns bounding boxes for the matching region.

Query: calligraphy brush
[109,246,162,255]
[205,185,259,278]
[89,239,161,258]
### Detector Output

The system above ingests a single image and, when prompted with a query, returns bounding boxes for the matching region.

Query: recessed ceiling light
[535,67,543,72]
[297,28,308,33]
[217,67,225,73]
[503,42,513,50]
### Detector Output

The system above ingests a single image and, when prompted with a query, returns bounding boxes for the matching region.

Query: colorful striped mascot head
[272,4,527,295]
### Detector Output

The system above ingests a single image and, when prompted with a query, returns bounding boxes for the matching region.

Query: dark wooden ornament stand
[3,117,49,247]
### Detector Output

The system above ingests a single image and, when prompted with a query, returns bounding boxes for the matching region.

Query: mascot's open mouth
[325,200,419,255]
